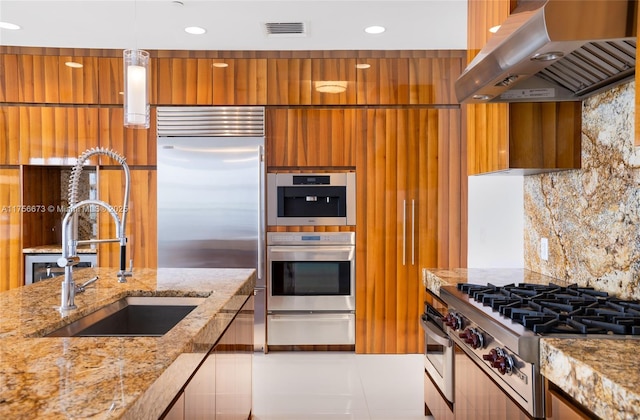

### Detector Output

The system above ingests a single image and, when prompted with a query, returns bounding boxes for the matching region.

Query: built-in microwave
[267,172,356,226]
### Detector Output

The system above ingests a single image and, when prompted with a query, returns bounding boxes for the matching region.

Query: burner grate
[457,282,640,336]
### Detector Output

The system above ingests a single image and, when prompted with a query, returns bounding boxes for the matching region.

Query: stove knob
[459,327,484,349]
[443,313,462,330]
[482,348,498,362]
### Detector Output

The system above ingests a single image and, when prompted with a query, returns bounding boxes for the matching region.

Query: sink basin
[46,296,206,337]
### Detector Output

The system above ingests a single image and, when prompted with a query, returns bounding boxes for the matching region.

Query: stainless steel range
[439,282,640,419]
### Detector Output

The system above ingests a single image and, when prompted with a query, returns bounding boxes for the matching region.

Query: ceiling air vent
[264,22,306,37]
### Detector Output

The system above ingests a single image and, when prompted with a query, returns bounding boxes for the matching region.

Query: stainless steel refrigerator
[157,106,266,352]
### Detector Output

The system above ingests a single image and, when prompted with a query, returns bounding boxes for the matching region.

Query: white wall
[467,175,524,268]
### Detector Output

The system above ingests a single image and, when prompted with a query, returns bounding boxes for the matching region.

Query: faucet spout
[58,147,132,313]
[58,200,123,311]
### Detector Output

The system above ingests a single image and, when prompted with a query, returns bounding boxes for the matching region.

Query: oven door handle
[420,315,452,347]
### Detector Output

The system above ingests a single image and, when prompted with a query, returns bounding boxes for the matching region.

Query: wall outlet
[540,237,549,261]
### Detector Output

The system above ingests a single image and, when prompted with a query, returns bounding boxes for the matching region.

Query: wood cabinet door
[97,57,123,105]
[310,58,357,105]
[155,57,213,105]
[0,107,21,164]
[356,108,465,353]
[17,106,100,165]
[266,58,312,104]
[98,107,157,165]
[8,54,60,103]
[409,56,464,105]
[355,58,410,105]
[0,168,22,291]
[266,108,361,169]
[97,168,157,269]
[212,58,267,105]
[355,108,423,353]
[58,56,99,104]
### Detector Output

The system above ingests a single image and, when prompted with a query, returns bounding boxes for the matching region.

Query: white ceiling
[0,0,467,51]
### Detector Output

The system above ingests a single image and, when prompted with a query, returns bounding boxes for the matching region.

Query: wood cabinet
[97,168,157,269]
[177,294,254,420]
[266,108,361,169]
[545,380,596,420]
[212,58,267,105]
[424,371,454,420]
[355,108,463,353]
[465,0,582,175]
[454,344,530,420]
[0,168,21,291]
[98,107,157,166]
[468,101,582,175]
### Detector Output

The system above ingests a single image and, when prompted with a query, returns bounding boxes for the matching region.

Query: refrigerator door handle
[258,145,265,282]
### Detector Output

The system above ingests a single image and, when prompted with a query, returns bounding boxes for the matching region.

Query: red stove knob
[459,327,484,349]
[443,313,462,330]
[483,347,514,375]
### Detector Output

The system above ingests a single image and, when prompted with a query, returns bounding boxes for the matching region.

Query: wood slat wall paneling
[155,58,213,105]
[436,109,466,267]
[266,58,312,104]
[409,56,464,105]
[97,57,123,104]
[21,166,63,249]
[509,102,581,170]
[311,59,357,105]
[98,107,157,166]
[18,107,100,165]
[0,55,19,102]
[0,168,22,291]
[58,56,99,104]
[212,59,267,105]
[355,58,410,105]
[0,107,21,164]
[97,168,157,269]
[266,108,359,168]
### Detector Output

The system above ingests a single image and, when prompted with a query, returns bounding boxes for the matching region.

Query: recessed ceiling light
[355,63,371,69]
[212,62,229,68]
[364,25,385,34]
[0,21,21,30]
[489,25,501,33]
[185,26,206,35]
[65,61,83,69]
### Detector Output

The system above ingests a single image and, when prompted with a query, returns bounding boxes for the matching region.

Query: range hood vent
[455,0,637,104]
[157,106,265,137]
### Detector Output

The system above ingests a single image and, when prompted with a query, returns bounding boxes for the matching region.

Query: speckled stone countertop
[425,268,640,419]
[23,244,97,254]
[422,267,567,297]
[0,266,256,419]
[540,338,640,420]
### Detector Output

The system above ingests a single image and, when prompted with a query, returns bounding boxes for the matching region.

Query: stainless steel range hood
[455,0,637,104]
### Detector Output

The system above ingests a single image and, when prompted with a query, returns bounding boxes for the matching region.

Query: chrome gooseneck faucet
[57,148,132,311]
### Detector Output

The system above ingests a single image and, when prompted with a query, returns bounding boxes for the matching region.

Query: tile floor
[252,352,434,420]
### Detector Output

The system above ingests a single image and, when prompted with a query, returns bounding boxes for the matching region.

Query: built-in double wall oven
[267,232,355,346]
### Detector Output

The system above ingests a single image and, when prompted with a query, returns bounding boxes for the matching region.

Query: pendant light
[123,49,149,128]
[123,0,149,129]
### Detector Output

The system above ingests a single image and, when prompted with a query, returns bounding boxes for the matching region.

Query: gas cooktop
[457,282,640,336]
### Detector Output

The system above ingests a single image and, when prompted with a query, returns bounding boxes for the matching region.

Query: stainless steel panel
[157,106,265,137]
[254,287,266,352]
[157,136,264,278]
[25,253,97,285]
[267,312,355,345]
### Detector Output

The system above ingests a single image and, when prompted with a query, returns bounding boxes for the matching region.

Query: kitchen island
[0,267,256,419]
[424,268,640,420]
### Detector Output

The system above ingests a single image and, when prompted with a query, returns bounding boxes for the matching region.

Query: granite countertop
[23,244,97,254]
[0,266,256,419]
[425,268,640,419]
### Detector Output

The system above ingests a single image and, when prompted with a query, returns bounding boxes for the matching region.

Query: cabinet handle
[402,199,407,266]
[411,199,415,266]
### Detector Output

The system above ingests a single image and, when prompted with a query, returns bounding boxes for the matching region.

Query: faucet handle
[57,255,80,268]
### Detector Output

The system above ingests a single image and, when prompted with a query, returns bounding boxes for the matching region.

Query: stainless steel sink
[46,296,206,337]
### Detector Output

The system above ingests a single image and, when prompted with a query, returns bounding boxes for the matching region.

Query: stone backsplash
[524,81,640,300]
